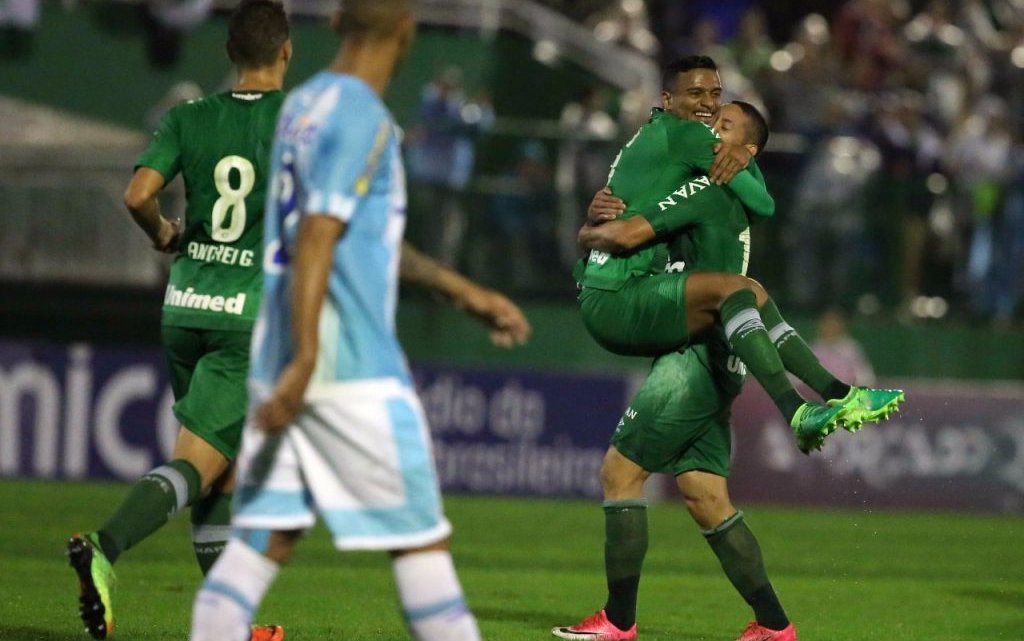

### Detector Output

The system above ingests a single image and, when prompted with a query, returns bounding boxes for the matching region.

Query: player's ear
[660,90,672,110]
[397,13,416,49]
[745,142,759,158]
[281,39,293,66]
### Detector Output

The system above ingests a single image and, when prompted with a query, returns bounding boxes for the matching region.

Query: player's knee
[714,273,757,304]
[682,491,733,528]
[264,530,302,564]
[390,537,450,559]
[600,453,646,499]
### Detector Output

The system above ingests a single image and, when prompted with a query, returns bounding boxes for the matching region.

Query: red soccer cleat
[735,621,797,641]
[551,609,637,640]
[249,625,285,641]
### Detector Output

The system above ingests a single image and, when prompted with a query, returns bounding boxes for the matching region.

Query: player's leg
[191,462,236,573]
[191,529,299,641]
[178,328,252,573]
[289,382,478,639]
[557,351,721,641]
[67,425,229,639]
[752,288,904,429]
[686,273,843,450]
[390,539,482,641]
[192,395,317,641]
[676,472,795,641]
[552,446,647,641]
[67,327,229,639]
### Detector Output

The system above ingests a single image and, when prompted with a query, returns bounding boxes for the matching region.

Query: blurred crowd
[649,0,1024,325]
[7,0,1023,325]
[405,0,1024,326]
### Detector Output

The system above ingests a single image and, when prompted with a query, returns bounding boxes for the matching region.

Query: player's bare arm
[400,241,532,347]
[709,141,752,185]
[123,167,180,252]
[578,215,655,254]
[257,214,346,433]
[587,187,626,224]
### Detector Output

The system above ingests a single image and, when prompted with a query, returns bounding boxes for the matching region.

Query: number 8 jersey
[136,90,285,331]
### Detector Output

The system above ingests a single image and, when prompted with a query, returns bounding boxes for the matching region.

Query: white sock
[393,550,481,641]
[191,538,279,641]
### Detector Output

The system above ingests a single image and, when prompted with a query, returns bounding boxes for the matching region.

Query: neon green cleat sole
[790,402,845,454]
[830,387,906,432]
[68,532,115,639]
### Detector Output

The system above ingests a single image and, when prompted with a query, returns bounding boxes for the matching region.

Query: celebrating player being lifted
[576,99,903,452]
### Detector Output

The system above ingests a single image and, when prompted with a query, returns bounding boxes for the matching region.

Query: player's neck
[233,66,285,93]
[330,41,399,97]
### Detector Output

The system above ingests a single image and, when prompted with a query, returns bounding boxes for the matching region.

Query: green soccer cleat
[67,532,116,639]
[830,387,905,432]
[789,402,844,454]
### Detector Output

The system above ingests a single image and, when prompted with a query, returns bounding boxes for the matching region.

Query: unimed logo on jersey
[164,285,247,315]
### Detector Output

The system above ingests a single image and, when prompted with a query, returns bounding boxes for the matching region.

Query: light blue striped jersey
[252,72,409,386]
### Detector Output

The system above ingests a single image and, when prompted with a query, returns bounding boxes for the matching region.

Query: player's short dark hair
[662,55,717,89]
[227,0,290,69]
[732,100,769,155]
[335,0,413,38]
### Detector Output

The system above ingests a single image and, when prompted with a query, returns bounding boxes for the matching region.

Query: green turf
[3,479,1022,640]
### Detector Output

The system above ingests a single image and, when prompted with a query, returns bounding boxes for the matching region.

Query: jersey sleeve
[135,107,182,181]
[299,109,393,222]
[643,177,734,236]
[669,120,775,218]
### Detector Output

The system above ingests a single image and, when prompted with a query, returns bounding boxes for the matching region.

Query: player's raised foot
[551,610,637,640]
[250,624,285,641]
[67,532,116,639]
[789,402,844,454]
[735,621,797,641]
[830,387,905,432]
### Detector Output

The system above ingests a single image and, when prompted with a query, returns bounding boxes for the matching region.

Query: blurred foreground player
[189,1,529,640]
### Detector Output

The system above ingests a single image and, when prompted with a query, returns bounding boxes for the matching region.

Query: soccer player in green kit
[66,4,292,640]
[553,60,901,641]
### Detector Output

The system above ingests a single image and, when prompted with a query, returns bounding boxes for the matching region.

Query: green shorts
[579,273,690,357]
[611,345,743,478]
[161,325,251,460]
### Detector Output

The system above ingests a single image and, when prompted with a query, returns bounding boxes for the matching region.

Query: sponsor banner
[4,338,1021,511]
[0,340,626,498]
[0,341,177,481]
[727,382,1024,513]
[413,365,626,498]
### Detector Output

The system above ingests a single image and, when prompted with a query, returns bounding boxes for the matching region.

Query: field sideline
[3,479,1021,641]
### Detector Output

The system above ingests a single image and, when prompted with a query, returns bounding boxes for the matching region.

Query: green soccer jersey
[136,90,285,331]
[578,109,771,291]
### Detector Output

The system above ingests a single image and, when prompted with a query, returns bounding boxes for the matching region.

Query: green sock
[720,290,804,420]
[602,499,648,630]
[97,458,201,563]
[190,490,233,574]
[704,512,790,631]
[760,298,851,401]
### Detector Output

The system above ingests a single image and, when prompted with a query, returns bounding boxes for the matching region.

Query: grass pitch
[2,479,1021,641]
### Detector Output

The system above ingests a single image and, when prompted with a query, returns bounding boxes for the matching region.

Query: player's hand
[710,142,753,185]
[256,358,315,434]
[454,284,532,348]
[153,218,181,253]
[587,187,625,224]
